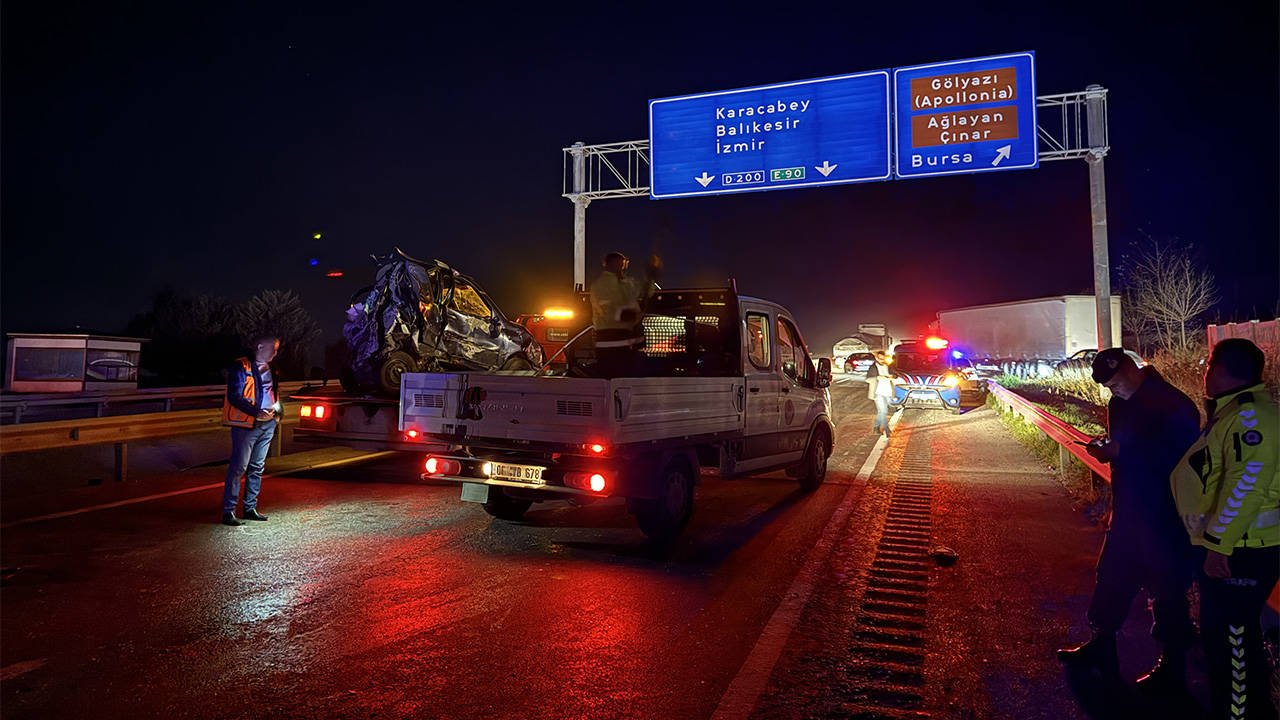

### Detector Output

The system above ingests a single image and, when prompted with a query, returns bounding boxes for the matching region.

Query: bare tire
[378,351,416,395]
[635,458,695,543]
[501,355,534,371]
[482,488,532,521]
[797,428,829,492]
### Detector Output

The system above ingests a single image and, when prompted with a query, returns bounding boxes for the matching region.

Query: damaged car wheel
[378,351,417,394]
[501,355,534,371]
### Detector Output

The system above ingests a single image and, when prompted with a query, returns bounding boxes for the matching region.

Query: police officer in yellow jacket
[590,251,660,377]
[1172,338,1279,720]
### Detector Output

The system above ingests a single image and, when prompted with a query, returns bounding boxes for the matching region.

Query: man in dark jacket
[1057,348,1201,694]
[220,335,281,526]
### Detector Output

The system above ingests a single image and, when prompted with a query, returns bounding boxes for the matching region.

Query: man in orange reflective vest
[221,335,281,526]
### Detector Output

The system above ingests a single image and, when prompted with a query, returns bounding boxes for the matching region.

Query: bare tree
[1118,237,1219,354]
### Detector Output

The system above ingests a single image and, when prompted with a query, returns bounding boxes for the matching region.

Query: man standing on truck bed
[590,250,660,377]
[220,334,281,526]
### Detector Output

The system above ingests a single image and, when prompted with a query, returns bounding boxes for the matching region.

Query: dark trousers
[1087,528,1195,649]
[223,420,276,513]
[595,329,641,378]
[1198,545,1280,720]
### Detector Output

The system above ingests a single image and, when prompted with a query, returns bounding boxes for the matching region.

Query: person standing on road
[867,351,894,438]
[1171,339,1278,720]
[220,334,281,527]
[1057,348,1201,694]
[590,250,660,378]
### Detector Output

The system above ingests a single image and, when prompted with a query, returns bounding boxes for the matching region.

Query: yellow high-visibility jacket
[590,272,655,334]
[1171,383,1279,555]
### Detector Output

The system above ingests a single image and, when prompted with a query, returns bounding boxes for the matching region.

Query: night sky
[3,2,1277,361]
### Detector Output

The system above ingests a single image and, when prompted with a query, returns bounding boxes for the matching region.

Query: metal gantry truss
[561,86,1109,201]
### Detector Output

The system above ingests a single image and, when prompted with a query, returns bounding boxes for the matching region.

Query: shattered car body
[343,249,544,394]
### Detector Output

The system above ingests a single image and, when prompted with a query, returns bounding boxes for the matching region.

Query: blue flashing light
[309,258,319,267]
[951,350,965,359]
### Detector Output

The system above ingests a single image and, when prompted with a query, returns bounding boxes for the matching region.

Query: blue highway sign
[649,71,891,199]
[893,52,1037,179]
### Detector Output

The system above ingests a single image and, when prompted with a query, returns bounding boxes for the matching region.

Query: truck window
[746,313,770,371]
[777,318,812,385]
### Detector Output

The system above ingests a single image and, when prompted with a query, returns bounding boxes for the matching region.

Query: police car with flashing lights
[888,338,966,414]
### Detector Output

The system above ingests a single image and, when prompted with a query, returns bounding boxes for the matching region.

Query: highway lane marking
[0,451,397,529]
[712,410,903,720]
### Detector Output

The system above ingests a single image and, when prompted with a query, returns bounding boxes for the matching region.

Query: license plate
[546,329,569,342]
[490,462,545,484]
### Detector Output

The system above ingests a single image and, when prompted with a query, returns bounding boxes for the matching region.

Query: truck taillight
[314,405,327,419]
[424,457,461,476]
[300,405,312,418]
[585,443,607,455]
[565,472,608,494]
[405,428,420,439]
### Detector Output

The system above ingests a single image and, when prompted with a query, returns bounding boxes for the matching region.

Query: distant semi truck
[936,296,1122,360]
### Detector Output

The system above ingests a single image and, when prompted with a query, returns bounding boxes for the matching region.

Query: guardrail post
[114,442,128,482]
[1058,443,1071,482]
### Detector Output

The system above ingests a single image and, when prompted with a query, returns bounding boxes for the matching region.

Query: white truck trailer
[395,286,835,543]
[936,295,1122,360]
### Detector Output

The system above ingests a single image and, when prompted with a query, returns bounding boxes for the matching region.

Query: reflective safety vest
[1171,383,1279,555]
[590,271,655,344]
[222,357,258,429]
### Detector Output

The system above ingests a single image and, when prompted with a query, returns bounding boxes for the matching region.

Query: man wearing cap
[1171,339,1278,720]
[1057,348,1201,694]
[589,251,660,377]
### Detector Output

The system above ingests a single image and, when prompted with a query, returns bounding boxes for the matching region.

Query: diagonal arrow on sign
[694,172,714,187]
[814,161,838,177]
[991,145,1012,167]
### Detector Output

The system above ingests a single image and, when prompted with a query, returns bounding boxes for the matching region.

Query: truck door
[743,310,781,458]
[776,316,817,460]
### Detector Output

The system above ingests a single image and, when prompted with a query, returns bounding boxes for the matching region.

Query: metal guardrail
[986,380,1111,483]
[0,385,308,481]
[0,381,310,424]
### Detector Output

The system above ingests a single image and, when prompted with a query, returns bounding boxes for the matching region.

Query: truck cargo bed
[400,372,744,447]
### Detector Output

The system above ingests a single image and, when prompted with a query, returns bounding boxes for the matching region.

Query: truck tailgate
[400,373,744,445]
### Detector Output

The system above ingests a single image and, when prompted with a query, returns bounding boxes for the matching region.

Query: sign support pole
[570,142,589,292]
[1085,85,1113,350]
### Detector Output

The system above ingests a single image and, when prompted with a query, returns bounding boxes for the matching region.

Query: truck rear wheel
[482,488,533,521]
[635,458,694,543]
[797,428,829,492]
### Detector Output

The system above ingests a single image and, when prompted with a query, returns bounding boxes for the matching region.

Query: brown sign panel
[911,106,1019,148]
[909,67,1018,112]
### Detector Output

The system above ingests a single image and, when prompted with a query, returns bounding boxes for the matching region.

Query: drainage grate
[839,433,935,718]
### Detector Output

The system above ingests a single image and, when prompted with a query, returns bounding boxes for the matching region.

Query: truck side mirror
[816,357,832,388]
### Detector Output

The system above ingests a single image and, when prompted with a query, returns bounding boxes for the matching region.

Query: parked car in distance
[1054,348,1145,376]
[843,352,876,378]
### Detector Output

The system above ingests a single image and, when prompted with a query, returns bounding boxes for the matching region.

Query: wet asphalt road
[4,380,1219,719]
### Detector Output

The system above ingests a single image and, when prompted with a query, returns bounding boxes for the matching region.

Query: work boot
[1134,653,1187,695]
[242,509,269,522]
[221,513,242,527]
[1057,633,1120,677]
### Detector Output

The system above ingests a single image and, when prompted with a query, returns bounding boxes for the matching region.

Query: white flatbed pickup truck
[397,286,835,543]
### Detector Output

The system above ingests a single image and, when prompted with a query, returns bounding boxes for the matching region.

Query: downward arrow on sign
[694,172,714,187]
[815,161,838,177]
[991,146,1012,167]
